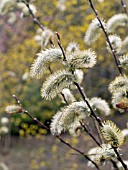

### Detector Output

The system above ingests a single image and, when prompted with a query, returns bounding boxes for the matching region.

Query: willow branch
[88,0,123,75]
[12,95,48,129]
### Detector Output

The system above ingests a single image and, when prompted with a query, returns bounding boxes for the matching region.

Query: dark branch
[88,0,123,76]
[21,0,45,31]
[113,147,128,170]
[80,121,100,146]
[57,135,100,170]
[74,82,102,126]
[55,32,67,61]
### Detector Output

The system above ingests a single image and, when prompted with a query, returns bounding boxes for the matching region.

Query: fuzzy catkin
[41,70,75,100]
[119,55,128,68]
[66,42,79,54]
[30,48,62,79]
[5,105,22,114]
[108,75,128,94]
[100,120,125,148]
[50,101,90,135]
[107,35,122,54]
[84,18,105,45]
[90,97,111,116]
[95,144,117,164]
[107,13,128,33]
[68,49,97,70]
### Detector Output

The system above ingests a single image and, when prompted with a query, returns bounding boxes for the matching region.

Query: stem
[111,160,120,170]
[21,0,44,31]
[56,32,67,61]
[113,147,128,170]
[93,117,104,144]
[80,121,100,146]
[121,0,128,16]
[74,82,102,126]
[60,92,69,105]
[88,0,123,76]
[12,95,49,130]
[48,66,53,74]
[57,135,100,170]
[24,110,49,130]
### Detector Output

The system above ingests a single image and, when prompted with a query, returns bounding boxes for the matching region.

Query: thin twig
[60,92,69,105]
[121,0,128,16]
[113,147,128,170]
[57,135,100,170]
[56,32,67,61]
[88,0,123,76]
[21,0,44,31]
[12,95,48,130]
[80,121,100,146]
[92,117,104,144]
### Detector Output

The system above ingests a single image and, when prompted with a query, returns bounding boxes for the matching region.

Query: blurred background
[0,0,128,169]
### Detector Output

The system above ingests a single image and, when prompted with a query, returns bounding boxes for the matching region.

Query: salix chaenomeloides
[4,0,128,169]
[34,27,54,47]
[0,0,37,17]
[17,2,37,17]
[0,0,16,15]
[59,88,76,104]
[5,105,23,115]
[118,36,128,55]
[66,42,79,54]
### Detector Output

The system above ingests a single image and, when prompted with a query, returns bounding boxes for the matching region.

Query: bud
[5,105,23,114]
